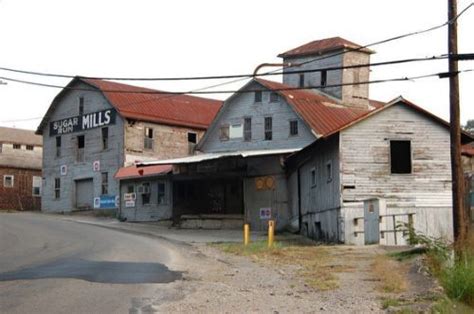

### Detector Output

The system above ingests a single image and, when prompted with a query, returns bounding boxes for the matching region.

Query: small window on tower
[321,70,327,87]
[144,127,154,150]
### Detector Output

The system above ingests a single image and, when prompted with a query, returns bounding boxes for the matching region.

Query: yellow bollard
[243,223,250,246]
[268,220,275,247]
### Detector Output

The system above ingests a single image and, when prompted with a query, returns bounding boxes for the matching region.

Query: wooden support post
[268,220,275,248]
[243,223,250,246]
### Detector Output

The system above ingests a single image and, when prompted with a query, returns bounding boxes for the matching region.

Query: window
[101,127,109,150]
[13,144,21,149]
[56,136,61,157]
[26,145,34,151]
[127,185,134,193]
[390,140,412,174]
[321,70,327,87]
[54,178,60,199]
[299,74,305,88]
[79,96,84,115]
[264,117,272,141]
[32,176,41,196]
[144,127,154,150]
[0,143,2,153]
[3,175,14,188]
[310,168,316,187]
[255,91,262,103]
[290,120,298,136]
[157,182,166,204]
[101,172,108,195]
[77,135,85,162]
[270,92,280,102]
[326,161,333,182]
[244,117,252,141]
[188,132,197,144]
[229,124,243,139]
[220,125,229,141]
[141,182,151,205]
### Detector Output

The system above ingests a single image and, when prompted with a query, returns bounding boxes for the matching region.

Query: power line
[1,69,472,96]
[0,116,43,123]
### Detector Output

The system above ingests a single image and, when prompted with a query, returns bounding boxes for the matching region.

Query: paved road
[0,213,183,314]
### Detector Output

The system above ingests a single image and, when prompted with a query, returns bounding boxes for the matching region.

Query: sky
[0,0,473,131]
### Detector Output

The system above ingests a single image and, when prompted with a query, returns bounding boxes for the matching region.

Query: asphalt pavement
[0,212,183,314]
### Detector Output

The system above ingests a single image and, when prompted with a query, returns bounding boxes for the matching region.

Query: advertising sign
[93,160,100,172]
[49,108,116,136]
[260,207,272,220]
[125,200,136,208]
[124,193,136,201]
[94,195,118,209]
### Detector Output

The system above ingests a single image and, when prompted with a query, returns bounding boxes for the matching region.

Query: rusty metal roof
[278,37,374,58]
[255,78,372,137]
[114,164,172,180]
[0,126,42,146]
[83,79,222,130]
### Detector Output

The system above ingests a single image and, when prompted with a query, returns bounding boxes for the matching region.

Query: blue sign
[96,195,118,209]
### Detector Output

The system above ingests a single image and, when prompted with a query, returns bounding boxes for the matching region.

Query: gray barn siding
[296,135,341,242]
[340,104,453,245]
[41,82,125,212]
[199,81,316,153]
[119,178,172,222]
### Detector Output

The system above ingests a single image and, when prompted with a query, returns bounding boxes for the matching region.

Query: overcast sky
[0,0,473,130]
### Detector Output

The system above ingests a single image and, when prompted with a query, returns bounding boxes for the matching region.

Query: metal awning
[137,148,301,167]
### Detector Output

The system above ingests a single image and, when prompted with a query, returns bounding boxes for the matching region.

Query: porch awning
[136,148,301,167]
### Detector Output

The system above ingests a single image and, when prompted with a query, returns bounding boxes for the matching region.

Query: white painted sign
[260,207,272,219]
[93,160,100,172]
[124,193,136,201]
[125,200,136,208]
[60,165,67,176]
[93,197,100,209]
[229,123,243,138]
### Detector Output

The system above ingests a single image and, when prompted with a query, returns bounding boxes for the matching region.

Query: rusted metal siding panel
[340,104,453,245]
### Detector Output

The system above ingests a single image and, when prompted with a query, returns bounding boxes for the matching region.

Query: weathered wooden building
[36,77,221,213]
[0,127,42,211]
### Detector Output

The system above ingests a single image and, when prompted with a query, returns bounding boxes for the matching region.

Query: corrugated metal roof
[137,148,301,166]
[0,127,42,146]
[114,164,172,180]
[278,37,374,58]
[255,78,372,137]
[83,79,222,130]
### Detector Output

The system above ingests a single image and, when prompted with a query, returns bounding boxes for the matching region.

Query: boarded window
[3,175,14,188]
[13,144,21,149]
[270,92,280,102]
[254,91,262,103]
[229,124,243,139]
[101,172,108,195]
[157,182,166,205]
[290,120,298,136]
[390,140,412,174]
[32,176,41,196]
[144,127,154,150]
[244,117,252,141]
[56,136,61,157]
[220,125,229,141]
[321,70,327,87]
[141,182,151,205]
[102,127,109,150]
[79,96,84,115]
[264,117,272,141]
[54,178,60,199]
[299,74,305,88]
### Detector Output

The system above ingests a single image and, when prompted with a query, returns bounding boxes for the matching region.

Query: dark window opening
[13,144,21,149]
[157,182,166,204]
[79,96,84,116]
[390,140,412,174]
[264,117,272,141]
[220,125,229,141]
[101,127,109,150]
[26,145,34,150]
[321,70,327,87]
[310,168,316,187]
[127,185,134,193]
[54,178,60,199]
[141,182,151,205]
[56,136,61,157]
[299,74,305,88]
[270,92,280,102]
[254,91,262,103]
[244,117,252,141]
[77,135,85,162]
[290,120,298,136]
[144,127,154,150]
[326,161,333,182]
[188,132,197,144]
[101,172,108,195]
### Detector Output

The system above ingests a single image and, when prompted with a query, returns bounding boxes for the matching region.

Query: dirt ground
[133,238,441,313]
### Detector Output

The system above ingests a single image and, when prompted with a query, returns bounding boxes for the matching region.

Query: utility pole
[448,0,466,245]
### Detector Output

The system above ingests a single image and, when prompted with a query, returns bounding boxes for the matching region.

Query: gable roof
[255,78,373,137]
[0,126,42,146]
[36,77,222,134]
[278,37,374,58]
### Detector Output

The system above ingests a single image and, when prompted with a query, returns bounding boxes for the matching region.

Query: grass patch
[388,247,427,261]
[439,252,474,306]
[431,296,474,314]
[372,255,408,293]
[381,297,401,309]
[212,240,341,291]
